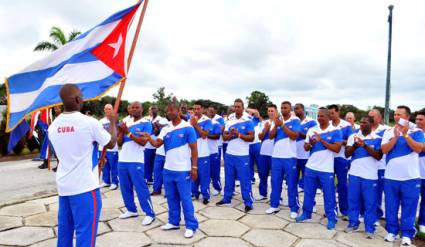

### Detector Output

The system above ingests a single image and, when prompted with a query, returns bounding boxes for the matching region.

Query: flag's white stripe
[20,20,120,74]
[10,61,114,113]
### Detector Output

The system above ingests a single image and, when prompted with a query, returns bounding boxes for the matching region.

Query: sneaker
[235,181,240,187]
[244,205,253,213]
[365,232,375,239]
[401,236,412,246]
[251,180,255,185]
[142,216,155,226]
[119,211,138,219]
[147,181,154,185]
[384,233,399,242]
[298,187,304,193]
[110,184,118,190]
[279,199,288,206]
[100,182,110,188]
[161,223,180,230]
[327,221,337,230]
[344,224,359,233]
[312,206,317,213]
[296,214,312,223]
[265,207,280,214]
[316,189,322,195]
[192,195,199,200]
[255,195,267,201]
[202,198,209,205]
[216,200,231,206]
[184,229,194,238]
[212,189,220,196]
[290,212,298,219]
[374,221,380,226]
[419,225,425,233]
[358,216,364,223]
[341,215,349,221]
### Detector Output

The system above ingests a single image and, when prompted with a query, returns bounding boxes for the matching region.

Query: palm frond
[49,26,67,46]
[67,30,82,42]
[33,41,58,52]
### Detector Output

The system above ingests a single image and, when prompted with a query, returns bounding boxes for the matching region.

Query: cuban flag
[5,2,142,132]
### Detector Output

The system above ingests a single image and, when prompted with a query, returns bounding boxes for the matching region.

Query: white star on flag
[108,34,123,58]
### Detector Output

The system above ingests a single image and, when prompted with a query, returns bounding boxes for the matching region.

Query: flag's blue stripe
[7,120,30,153]
[9,72,122,128]
[8,50,99,94]
[76,2,141,41]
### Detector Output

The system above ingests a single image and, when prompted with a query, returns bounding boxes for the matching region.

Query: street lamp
[384,5,394,125]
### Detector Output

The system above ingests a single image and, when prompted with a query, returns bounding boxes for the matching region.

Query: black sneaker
[244,205,253,213]
[38,160,48,169]
[192,195,199,200]
[216,200,231,206]
[203,199,209,205]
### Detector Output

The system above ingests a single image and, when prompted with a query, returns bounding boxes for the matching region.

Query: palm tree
[34,26,81,52]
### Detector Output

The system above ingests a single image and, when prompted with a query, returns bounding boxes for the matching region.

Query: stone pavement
[0,161,422,246]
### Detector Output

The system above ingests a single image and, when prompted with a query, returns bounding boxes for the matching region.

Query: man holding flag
[5,2,148,246]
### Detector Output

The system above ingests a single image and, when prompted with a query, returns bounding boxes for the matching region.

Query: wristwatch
[127,133,132,138]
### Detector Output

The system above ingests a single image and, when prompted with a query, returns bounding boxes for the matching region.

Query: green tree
[153,87,173,115]
[34,26,81,52]
[0,83,6,105]
[246,90,272,119]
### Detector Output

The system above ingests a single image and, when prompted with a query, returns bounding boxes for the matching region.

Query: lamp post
[384,5,394,125]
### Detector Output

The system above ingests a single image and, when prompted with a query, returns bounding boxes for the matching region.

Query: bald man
[49,84,117,247]
[368,109,390,221]
[99,104,119,190]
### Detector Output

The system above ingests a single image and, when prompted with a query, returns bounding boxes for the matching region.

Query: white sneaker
[419,225,425,233]
[290,212,298,219]
[255,195,267,201]
[235,181,240,187]
[142,216,155,226]
[119,211,138,219]
[184,229,194,238]
[316,189,322,195]
[312,206,317,213]
[161,223,180,230]
[279,199,288,206]
[359,216,364,223]
[265,207,280,214]
[110,184,118,190]
[384,233,399,242]
[100,182,110,188]
[297,187,304,193]
[401,236,412,246]
[212,189,220,196]
[374,221,380,226]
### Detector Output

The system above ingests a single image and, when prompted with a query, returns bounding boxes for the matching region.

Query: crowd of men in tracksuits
[98,99,425,246]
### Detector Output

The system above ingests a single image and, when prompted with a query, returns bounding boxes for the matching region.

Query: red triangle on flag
[91,5,140,77]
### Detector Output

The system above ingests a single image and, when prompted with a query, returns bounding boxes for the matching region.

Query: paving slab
[294,239,348,247]
[108,216,162,233]
[146,227,205,245]
[0,202,46,217]
[25,211,57,227]
[0,215,22,231]
[285,222,336,239]
[199,206,245,220]
[0,226,54,246]
[195,237,250,247]
[335,232,394,247]
[242,229,298,247]
[239,214,289,229]
[199,219,249,237]
[96,232,152,247]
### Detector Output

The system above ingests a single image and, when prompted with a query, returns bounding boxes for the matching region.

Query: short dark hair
[327,104,339,112]
[268,104,277,110]
[416,111,425,117]
[361,116,374,124]
[193,100,204,108]
[167,97,180,110]
[318,107,330,117]
[208,105,216,110]
[397,105,411,116]
[295,103,305,110]
[234,98,244,107]
[281,101,291,107]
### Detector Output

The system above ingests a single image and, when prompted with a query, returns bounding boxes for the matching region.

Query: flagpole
[99,0,150,176]
[47,108,51,171]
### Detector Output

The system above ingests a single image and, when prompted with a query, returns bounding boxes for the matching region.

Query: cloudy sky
[1,0,424,110]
